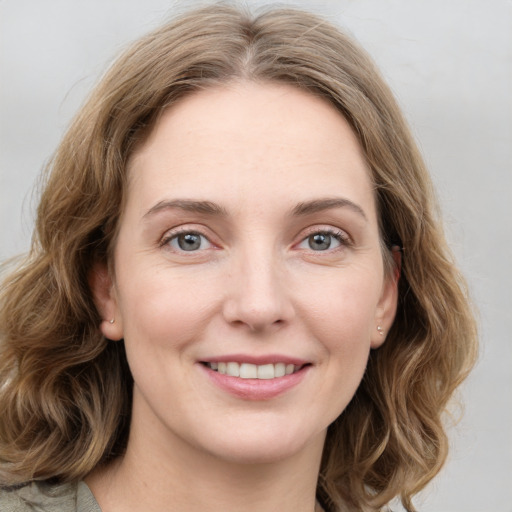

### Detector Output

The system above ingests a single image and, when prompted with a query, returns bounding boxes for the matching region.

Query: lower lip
[199,364,310,401]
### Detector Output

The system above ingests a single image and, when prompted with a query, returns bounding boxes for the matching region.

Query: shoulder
[0,481,100,512]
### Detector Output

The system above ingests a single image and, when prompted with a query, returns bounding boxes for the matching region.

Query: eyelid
[294,225,352,250]
[158,224,352,253]
[159,225,217,250]
[300,225,351,241]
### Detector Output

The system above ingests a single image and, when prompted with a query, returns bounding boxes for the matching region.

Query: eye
[297,230,347,251]
[166,231,212,252]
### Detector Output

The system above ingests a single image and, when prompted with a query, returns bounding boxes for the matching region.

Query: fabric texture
[0,481,101,512]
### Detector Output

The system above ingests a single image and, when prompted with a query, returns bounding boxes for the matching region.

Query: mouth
[199,357,312,400]
[202,361,307,379]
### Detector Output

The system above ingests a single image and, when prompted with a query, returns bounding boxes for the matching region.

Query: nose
[222,247,294,333]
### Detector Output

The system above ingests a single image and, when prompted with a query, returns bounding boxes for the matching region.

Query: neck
[87,398,326,512]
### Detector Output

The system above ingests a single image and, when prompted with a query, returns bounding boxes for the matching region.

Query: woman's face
[95,82,398,465]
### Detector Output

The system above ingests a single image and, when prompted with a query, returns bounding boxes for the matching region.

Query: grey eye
[308,233,333,251]
[169,232,211,251]
[179,233,201,251]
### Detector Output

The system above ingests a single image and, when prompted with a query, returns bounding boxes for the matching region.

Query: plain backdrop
[1,1,511,510]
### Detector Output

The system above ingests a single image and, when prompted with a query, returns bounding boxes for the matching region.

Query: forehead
[126,81,376,220]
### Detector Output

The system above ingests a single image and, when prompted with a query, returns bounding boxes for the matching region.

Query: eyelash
[296,227,351,252]
[159,226,352,253]
[160,227,213,252]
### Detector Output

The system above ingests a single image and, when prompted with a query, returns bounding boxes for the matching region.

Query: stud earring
[109,319,115,324]
[377,325,384,336]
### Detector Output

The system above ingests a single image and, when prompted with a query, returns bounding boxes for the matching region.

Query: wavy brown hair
[0,4,477,511]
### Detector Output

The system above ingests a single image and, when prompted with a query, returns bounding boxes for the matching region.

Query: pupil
[309,233,331,251]
[178,233,201,251]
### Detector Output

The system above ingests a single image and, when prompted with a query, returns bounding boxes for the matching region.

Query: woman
[0,4,477,511]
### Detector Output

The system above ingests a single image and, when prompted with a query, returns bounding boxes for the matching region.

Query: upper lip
[199,354,310,366]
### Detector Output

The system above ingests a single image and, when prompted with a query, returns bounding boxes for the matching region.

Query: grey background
[1,1,511,510]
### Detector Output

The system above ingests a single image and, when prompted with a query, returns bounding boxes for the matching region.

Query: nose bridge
[223,238,292,331]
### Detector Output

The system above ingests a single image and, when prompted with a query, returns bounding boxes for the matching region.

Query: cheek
[297,266,383,347]
[114,267,220,413]
[301,273,382,416]
[116,264,218,352]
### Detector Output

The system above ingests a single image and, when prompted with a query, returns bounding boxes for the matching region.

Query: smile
[204,362,303,379]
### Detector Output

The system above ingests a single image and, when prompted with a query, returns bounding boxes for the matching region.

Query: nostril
[221,286,294,331]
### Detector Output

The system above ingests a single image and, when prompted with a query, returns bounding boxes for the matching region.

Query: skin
[88,81,399,512]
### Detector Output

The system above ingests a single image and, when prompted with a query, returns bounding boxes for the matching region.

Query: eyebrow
[292,197,367,220]
[143,199,228,219]
[143,196,367,221]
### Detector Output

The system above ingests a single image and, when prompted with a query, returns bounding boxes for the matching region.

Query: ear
[371,247,401,349]
[88,262,124,341]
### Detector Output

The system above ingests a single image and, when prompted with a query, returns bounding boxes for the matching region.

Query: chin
[194,419,326,466]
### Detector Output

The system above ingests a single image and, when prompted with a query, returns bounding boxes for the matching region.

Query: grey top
[0,481,101,512]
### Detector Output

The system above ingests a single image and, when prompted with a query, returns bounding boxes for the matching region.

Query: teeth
[206,361,302,379]
[275,363,286,377]
[239,363,257,378]
[257,363,274,379]
[226,362,240,377]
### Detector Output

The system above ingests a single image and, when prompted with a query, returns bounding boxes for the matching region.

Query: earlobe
[88,263,124,341]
